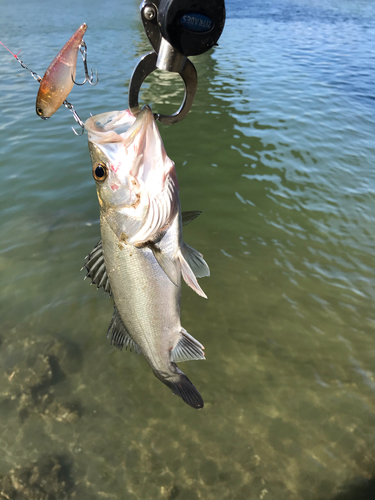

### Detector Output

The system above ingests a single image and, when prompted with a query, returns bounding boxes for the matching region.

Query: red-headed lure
[36,23,98,119]
[1,23,97,123]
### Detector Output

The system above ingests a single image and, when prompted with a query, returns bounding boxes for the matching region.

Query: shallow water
[1,0,375,499]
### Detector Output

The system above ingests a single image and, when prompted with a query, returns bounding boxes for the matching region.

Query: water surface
[1,0,375,499]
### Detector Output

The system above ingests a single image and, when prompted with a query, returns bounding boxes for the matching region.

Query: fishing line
[0,39,87,135]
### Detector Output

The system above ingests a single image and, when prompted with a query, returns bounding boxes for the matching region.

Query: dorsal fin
[171,328,205,363]
[82,240,112,295]
[107,306,142,354]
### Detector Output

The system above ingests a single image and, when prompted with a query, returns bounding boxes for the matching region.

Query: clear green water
[1,0,375,498]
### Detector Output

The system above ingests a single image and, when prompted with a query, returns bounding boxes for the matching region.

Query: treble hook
[63,100,85,135]
[72,41,98,86]
[1,34,89,136]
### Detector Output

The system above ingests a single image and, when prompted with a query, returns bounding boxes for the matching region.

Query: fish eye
[36,107,44,116]
[93,162,108,182]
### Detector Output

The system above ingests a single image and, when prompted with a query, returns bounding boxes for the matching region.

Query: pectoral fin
[149,243,179,287]
[82,240,112,295]
[107,305,142,354]
[171,328,205,363]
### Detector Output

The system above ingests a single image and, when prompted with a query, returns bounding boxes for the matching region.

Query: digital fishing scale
[128,0,226,124]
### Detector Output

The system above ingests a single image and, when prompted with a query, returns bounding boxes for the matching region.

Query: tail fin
[156,369,204,409]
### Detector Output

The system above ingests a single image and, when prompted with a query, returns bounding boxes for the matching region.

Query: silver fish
[84,106,210,409]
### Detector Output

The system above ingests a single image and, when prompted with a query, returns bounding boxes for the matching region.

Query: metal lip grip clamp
[129,0,226,125]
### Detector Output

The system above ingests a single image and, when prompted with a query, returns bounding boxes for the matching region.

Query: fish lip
[140,104,152,116]
[127,105,159,179]
[85,106,154,146]
[129,105,154,136]
[120,106,155,173]
[85,109,136,144]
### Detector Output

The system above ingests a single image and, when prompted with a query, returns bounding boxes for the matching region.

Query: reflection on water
[1,0,375,498]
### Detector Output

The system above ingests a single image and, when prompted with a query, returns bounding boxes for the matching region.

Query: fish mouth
[127,105,171,184]
[87,105,178,246]
[86,105,174,194]
[127,105,154,136]
[126,106,155,176]
[84,106,154,148]
[85,109,136,144]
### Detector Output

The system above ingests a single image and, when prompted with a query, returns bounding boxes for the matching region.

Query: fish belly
[100,216,181,370]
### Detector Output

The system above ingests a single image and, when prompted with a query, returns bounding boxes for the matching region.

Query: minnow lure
[36,23,93,119]
[0,23,97,123]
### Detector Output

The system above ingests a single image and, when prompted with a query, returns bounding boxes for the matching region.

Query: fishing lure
[0,23,97,131]
[36,23,97,119]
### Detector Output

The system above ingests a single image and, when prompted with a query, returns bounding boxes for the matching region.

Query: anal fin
[171,328,205,363]
[107,306,142,354]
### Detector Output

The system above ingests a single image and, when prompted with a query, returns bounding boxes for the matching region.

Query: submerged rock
[1,337,82,423]
[0,454,74,500]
